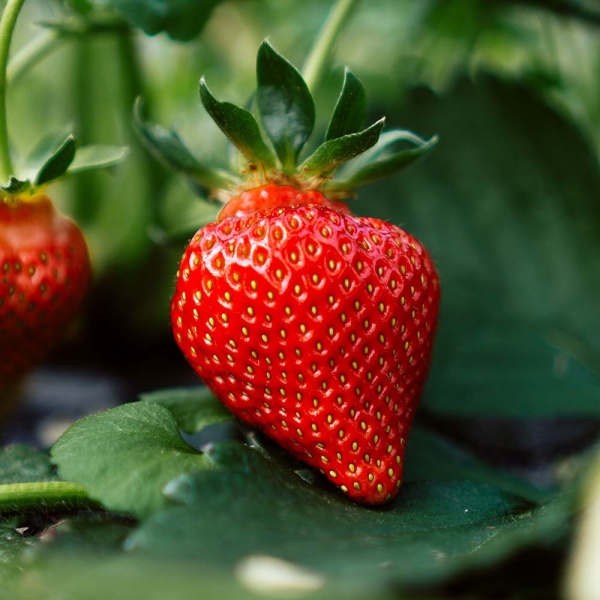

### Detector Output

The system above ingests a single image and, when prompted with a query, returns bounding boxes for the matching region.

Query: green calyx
[0,133,128,201]
[134,40,438,201]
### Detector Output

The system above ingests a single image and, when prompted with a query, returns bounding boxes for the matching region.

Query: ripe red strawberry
[172,184,439,504]
[139,42,440,504]
[0,196,90,386]
[0,0,125,397]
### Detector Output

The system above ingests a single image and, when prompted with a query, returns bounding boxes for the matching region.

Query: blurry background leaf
[67,144,129,174]
[0,445,58,484]
[361,74,600,418]
[90,0,225,40]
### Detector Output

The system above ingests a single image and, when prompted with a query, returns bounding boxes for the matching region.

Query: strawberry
[138,42,440,504]
[0,2,126,398]
[0,195,90,385]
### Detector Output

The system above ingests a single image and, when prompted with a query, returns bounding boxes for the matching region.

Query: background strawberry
[0,196,90,387]
[0,0,127,406]
[0,135,125,406]
[0,138,126,406]
[138,42,439,504]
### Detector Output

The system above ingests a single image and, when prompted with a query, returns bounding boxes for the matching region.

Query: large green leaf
[127,440,562,589]
[362,74,600,417]
[51,403,214,519]
[256,42,315,171]
[38,388,574,594]
[425,316,600,417]
[140,386,233,435]
[404,425,548,503]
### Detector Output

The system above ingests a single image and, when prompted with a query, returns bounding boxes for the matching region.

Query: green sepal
[34,134,76,186]
[67,144,129,174]
[133,98,238,193]
[25,131,71,171]
[23,133,127,188]
[256,41,315,173]
[199,78,276,169]
[302,117,385,176]
[331,130,439,188]
[326,69,366,141]
[0,176,31,196]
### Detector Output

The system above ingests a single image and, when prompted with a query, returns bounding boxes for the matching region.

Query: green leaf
[140,387,233,435]
[27,514,134,562]
[0,445,59,485]
[128,441,545,588]
[405,425,549,503]
[134,98,238,192]
[16,555,334,600]
[34,135,76,186]
[362,74,600,418]
[425,316,600,417]
[95,0,223,41]
[24,134,122,187]
[333,130,438,188]
[256,41,315,172]
[25,131,71,172]
[0,521,34,586]
[36,388,572,595]
[302,118,384,176]
[199,78,276,169]
[51,402,214,519]
[326,69,366,141]
[67,144,129,175]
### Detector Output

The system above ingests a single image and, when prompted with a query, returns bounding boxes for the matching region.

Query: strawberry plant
[0,1,598,599]
[0,0,126,405]
[136,41,440,505]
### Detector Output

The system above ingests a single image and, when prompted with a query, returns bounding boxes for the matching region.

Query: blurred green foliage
[7,0,600,349]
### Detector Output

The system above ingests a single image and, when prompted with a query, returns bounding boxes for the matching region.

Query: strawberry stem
[7,27,61,84]
[0,481,99,512]
[0,0,26,182]
[301,0,360,94]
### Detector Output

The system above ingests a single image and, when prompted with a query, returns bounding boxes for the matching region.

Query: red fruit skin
[171,185,440,505]
[0,196,91,385]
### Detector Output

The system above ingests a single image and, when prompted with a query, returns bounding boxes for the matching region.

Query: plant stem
[0,481,99,512]
[0,0,26,182]
[7,28,62,84]
[301,0,360,94]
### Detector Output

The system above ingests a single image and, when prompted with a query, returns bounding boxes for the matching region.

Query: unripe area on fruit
[172,185,440,504]
[0,196,90,384]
